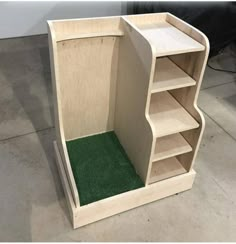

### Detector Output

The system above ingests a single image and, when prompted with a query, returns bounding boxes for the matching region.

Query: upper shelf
[149,91,199,138]
[138,22,205,57]
[152,57,196,93]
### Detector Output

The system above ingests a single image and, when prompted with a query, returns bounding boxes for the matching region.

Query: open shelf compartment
[149,157,187,184]
[152,57,196,93]
[153,133,192,162]
[149,91,199,138]
[66,131,144,206]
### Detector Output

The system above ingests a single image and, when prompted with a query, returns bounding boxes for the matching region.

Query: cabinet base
[54,141,196,229]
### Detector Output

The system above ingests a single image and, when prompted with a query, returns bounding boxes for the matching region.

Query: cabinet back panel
[57,37,119,140]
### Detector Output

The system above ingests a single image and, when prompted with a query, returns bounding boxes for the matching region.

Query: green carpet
[66,131,144,206]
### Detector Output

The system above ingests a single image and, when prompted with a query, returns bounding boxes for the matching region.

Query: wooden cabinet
[48,12,209,228]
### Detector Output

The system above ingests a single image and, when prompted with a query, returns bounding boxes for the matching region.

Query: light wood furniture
[48,13,209,229]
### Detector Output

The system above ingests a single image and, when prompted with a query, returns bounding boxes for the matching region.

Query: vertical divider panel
[114,17,156,185]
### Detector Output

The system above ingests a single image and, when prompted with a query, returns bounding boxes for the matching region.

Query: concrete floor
[0,35,236,241]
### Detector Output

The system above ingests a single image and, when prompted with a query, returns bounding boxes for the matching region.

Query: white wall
[0,2,126,38]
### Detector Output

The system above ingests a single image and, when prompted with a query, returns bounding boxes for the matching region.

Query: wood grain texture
[177,129,202,171]
[54,141,76,221]
[48,22,80,207]
[51,16,123,42]
[149,157,187,184]
[56,31,124,42]
[149,91,199,138]
[152,57,196,93]
[166,13,209,170]
[114,17,155,184]
[124,13,208,175]
[126,12,167,26]
[57,37,119,140]
[153,133,192,161]
[139,22,204,57]
[166,13,208,49]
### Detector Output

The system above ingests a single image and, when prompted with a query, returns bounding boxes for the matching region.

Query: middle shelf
[149,91,199,138]
[153,133,192,162]
[151,57,196,93]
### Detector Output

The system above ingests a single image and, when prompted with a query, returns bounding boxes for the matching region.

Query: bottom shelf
[149,157,187,184]
[66,131,144,206]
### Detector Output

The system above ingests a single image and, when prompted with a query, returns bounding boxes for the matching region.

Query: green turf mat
[66,131,144,206]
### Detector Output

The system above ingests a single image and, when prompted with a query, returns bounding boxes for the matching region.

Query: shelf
[149,91,199,137]
[153,133,192,161]
[149,157,187,184]
[152,57,196,93]
[139,22,205,57]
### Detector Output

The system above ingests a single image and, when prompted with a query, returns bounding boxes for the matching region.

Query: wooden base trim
[54,141,76,222]
[54,141,196,229]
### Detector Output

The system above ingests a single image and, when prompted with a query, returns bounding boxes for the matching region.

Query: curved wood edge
[166,13,210,170]
[122,15,173,186]
[50,16,123,43]
[48,21,80,207]
[113,16,156,186]
[124,12,209,179]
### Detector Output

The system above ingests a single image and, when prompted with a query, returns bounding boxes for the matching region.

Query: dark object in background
[127,2,236,57]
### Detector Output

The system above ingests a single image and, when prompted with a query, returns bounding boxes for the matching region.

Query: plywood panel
[166,13,209,170]
[56,31,124,42]
[139,22,204,57]
[57,37,119,140]
[48,23,80,207]
[126,12,167,26]
[153,133,192,161]
[152,57,196,93]
[149,91,199,137]
[52,16,123,42]
[149,157,187,184]
[114,17,155,184]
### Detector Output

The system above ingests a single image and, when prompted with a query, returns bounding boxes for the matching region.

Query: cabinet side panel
[57,37,119,140]
[114,18,154,183]
[48,23,80,206]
